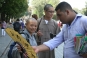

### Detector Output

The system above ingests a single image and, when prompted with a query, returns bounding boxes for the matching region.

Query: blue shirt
[43,14,87,58]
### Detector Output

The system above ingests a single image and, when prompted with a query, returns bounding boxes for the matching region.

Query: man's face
[26,20,37,34]
[56,9,70,24]
[45,7,55,19]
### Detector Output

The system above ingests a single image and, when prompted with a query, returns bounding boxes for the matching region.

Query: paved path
[0,24,13,58]
[55,43,64,58]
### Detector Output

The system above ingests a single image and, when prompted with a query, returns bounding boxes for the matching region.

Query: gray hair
[26,18,37,23]
[44,4,53,11]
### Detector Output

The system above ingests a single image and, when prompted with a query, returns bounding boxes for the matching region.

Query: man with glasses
[36,4,60,58]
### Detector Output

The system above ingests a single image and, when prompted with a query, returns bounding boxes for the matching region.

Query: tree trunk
[1,12,5,21]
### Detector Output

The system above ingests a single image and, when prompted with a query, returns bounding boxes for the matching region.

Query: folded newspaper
[74,34,87,55]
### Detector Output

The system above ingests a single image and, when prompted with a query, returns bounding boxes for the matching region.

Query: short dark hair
[44,4,53,11]
[32,14,38,20]
[16,19,19,21]
[55,2,72,11]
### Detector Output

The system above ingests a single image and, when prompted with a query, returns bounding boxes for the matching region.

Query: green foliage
[0,0,28,19]
[84,2,87,16]
[0,0,4,7]
[32,0,60,18]
[81,8,86,15]
[73,8,84,14]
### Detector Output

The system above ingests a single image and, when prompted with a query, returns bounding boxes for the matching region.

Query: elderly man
[10,18,38,58]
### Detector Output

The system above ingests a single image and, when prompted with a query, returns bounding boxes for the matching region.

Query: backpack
[13,22,21,32]
[7,32,29,58]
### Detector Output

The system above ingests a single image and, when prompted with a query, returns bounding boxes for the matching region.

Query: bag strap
[37,18,42,31]
[20,32,37,45]
[20,32,30,43]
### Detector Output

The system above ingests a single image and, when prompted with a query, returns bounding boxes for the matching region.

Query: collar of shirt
[42,16,52,24]
[24,29,34,38]
[45,20,48,24]
[67,14,82,27]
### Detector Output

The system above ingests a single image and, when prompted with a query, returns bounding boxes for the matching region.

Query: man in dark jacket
[13,19,21,33]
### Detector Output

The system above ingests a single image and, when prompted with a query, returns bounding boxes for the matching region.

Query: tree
[81,8,86,15]
[32,0,60,18]
[73,8,84,14]
[84,2,87,16]
[0,0,28,21]
[0,0,4,7]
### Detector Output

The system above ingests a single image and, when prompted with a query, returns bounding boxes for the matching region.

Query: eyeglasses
[47,11,55,13]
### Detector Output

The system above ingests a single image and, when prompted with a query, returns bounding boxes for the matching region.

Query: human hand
[32,44,49,53]
[37,30,43,36]
[16,44,22,53]
[32,46,39,53]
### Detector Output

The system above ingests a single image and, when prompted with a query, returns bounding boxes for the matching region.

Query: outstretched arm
[32,44,50,53]
[32,30,64,53]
